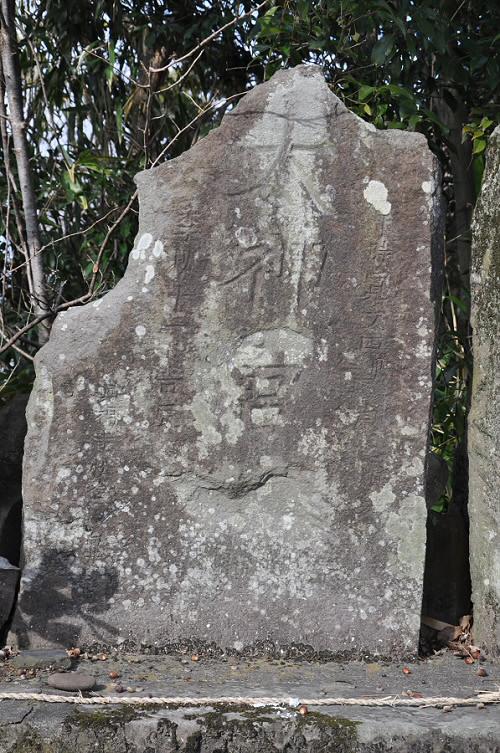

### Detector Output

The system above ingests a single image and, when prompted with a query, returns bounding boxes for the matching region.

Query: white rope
[0,690,498,708]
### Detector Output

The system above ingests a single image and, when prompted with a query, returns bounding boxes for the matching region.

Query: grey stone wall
[469,125,500,657]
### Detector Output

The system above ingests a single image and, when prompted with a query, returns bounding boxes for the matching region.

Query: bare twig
[151,89,246,168]
[0,59,30,265]
[22,30,72,170]
[5,206,119,276]
[0,0,50,341]
[155,50,204,95]
[87,193,138,295]
[149,1,270,74]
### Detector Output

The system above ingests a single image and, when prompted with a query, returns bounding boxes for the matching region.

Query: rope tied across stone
[0,690,499,708]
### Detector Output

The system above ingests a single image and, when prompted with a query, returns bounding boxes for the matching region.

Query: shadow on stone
[13,548,120,649]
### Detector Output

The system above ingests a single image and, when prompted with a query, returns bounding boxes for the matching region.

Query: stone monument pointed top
[15,66,442,658]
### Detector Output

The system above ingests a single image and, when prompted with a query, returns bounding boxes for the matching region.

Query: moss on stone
[11,729,69,753]
[297,710,360,731]
[193,705,359,753]
[66,705,139,730]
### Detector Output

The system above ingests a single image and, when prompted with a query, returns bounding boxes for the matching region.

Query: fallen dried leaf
[407,691,423,698]
[67,647,81,658]
[477,667,488,677]
[109,671,121,680]
[191,654,200,662]
[464,656,475,665]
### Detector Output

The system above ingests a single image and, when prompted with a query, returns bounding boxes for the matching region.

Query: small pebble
[48,672,96,691]
[477,667,488,677]
[298,705,308,716]
[109,670,121,679]
[477,702,485,709]
[442,705,453,713]
[191,654,200,662]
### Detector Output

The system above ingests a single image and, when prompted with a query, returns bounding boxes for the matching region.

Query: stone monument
[14,66,442,657]
[469,125,500,657]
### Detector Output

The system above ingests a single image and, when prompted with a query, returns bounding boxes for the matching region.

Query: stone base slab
[0,653,498,752]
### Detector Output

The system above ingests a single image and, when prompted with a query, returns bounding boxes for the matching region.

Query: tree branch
[0,0,50,342]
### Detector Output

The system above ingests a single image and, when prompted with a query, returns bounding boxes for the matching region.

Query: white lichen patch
[317,338,328,362]
[235,226,258,248]
[152,240,164,258]
[298,426,329,461]
[363,179,391,215]
[131,232,153,260]
[336,409,358,426]
[369,483,396,512]
[402,455,424,477]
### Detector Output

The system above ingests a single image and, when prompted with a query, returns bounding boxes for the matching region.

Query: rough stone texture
[2,704,500,753]
[14,65,442,656]
[469,125,500,657]
[0,655,499,753]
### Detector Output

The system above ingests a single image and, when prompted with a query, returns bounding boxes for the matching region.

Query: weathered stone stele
[14,66,442,657]
[469,125,500,657]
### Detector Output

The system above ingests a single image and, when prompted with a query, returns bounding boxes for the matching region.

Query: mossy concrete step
[0,652,498,752]
[2,700,500,753]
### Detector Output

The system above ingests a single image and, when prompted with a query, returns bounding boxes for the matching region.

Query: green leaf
[472,138,486,155]
[479,117,494,131]
[371,34,394,66]
[116,102,123,145]
[76,151,114,176]
[446,295,469,314]
[62,167,83,196]
[431,501,446,514]
[359,84,375,101]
